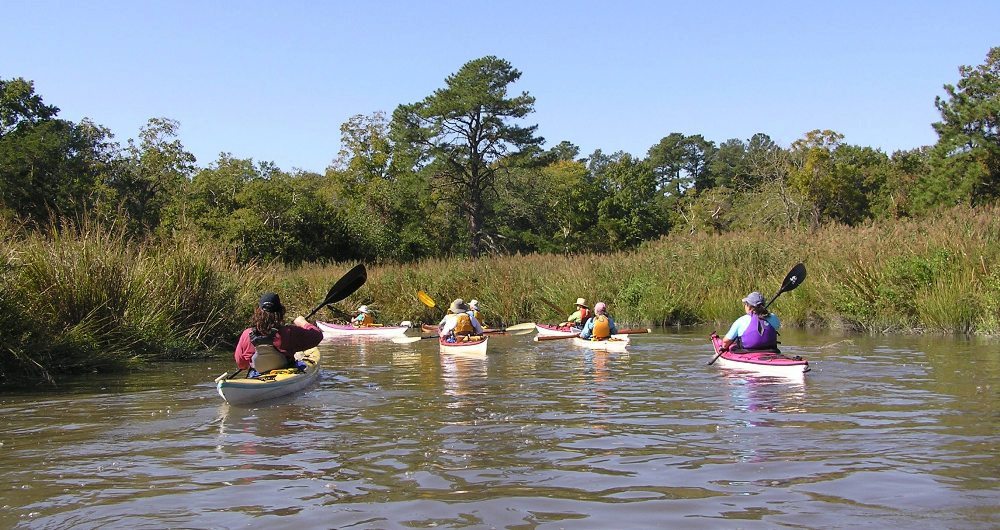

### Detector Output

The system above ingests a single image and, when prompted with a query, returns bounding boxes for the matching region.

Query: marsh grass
[4,204,998,384]
[314,205,1000,336]
[1,218,264,385]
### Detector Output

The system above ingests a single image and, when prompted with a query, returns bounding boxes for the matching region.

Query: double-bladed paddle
[707,262,806,366]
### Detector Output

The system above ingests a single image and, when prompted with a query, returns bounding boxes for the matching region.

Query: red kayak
[710,333,809,378]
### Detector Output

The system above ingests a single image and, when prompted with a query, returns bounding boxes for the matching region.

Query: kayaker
[468,299,485,327]
[579,302,618,340]
[352,305,375,327]
[439,298,485,341]
[233,292,324,376]
[559,298,591,329]
[720,291,781,352]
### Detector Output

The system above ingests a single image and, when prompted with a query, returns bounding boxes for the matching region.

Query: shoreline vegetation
[2,205,998,386]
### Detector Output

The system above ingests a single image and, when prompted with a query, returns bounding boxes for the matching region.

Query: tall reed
[4,204,998,385]
[0,218,264,385]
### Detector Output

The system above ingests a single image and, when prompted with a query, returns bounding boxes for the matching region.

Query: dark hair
[749,303,770,317]
[252,305,285,335]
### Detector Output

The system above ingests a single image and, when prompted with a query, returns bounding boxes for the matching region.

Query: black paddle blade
[781,262,807,293]
[306,264,367,320]
[324,263,368,304]
[764,262,807,309]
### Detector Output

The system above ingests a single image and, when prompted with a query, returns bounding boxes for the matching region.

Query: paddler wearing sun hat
[559,297,591,329]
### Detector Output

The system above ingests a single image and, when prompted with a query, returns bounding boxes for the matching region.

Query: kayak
[439,335,489,356]
[535,324,581,337]
[216,348,321,406]
[318,321,408,337]
[573,336,629,352]
[710,333,809,378]
[422,324,506,335]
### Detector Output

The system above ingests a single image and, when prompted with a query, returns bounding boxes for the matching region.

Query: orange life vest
[356,313,374,327]
[592,315,611,339]
[453,313,474,335]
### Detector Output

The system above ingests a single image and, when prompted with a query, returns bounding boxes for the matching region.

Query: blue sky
[4,1,998,173]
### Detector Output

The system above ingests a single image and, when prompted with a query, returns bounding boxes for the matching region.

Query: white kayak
[439,335,489,356]
[216,348,321,406]
[572,336,630,352]
[317,321,409,338]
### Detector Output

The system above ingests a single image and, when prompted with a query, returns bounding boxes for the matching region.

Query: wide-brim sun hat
[449,298,468,314]
[575,298,588,307]
[469,299,480,310]
[357,305,369,313]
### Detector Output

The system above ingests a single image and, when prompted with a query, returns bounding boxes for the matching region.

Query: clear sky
[4,1,998,173]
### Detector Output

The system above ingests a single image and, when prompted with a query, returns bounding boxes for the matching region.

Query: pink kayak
[535,324,581,337]
[710,333,809,378]
[317,321,409,338]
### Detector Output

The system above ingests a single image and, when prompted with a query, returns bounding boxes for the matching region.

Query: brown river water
[1,328,997,529]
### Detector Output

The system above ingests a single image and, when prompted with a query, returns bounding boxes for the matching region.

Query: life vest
[356,313,374,327]
[470,309,482,323]
[739,313,778,350]
[591,315,611,339]
[249,328,289,373]
[453,313,474,335]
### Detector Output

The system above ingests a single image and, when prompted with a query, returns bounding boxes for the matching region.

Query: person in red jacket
[233,292,323,376]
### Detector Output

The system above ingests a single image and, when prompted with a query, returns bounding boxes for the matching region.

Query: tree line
[2,49,998,263]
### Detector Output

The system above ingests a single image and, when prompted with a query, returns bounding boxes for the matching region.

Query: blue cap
[742,291,765,307]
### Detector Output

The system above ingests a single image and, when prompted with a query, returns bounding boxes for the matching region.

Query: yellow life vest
[471,310,483,326]
[592,315,611,339]
[453,313,473,335]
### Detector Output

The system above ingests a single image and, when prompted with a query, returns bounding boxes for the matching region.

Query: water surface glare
[1,328,997,529]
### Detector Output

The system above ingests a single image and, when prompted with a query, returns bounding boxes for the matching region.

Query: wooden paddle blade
[417,290,436,308]
[504,322,536,331]
[391,336,424,344]
[511,329,535,336]
[533,334,579,342]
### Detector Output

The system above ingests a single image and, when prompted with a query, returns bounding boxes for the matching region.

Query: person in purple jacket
[720,291,781,352]
[233,292,323,376]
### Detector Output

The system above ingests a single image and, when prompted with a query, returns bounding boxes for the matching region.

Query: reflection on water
[0,328,997,529]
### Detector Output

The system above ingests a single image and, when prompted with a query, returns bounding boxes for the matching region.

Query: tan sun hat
[449,298,468,314]
[575,298,588,308]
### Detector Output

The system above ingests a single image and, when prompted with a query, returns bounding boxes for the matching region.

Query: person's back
[234,292,324,375]
[580,302,617,339]
[722,291,780,352]
[353,305,375,327]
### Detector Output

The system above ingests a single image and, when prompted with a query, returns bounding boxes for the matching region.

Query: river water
[1,328,997,529]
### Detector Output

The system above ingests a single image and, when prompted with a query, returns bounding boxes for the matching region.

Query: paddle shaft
[538,297,567,316]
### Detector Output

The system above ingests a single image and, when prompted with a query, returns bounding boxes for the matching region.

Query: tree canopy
[2,47,999,263]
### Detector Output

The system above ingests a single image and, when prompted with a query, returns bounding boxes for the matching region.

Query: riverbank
[2,205,998,385]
